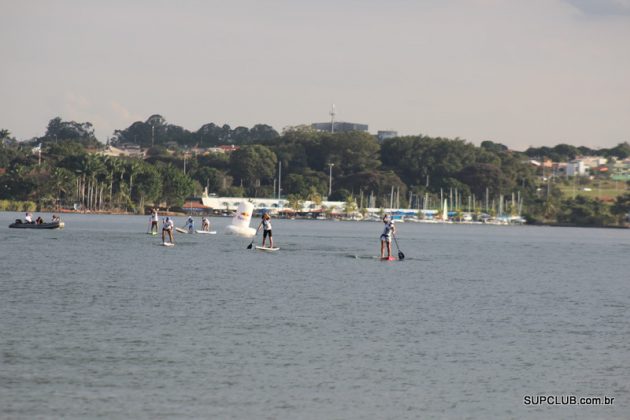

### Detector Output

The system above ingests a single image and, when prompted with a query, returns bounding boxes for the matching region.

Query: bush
[22,201,37,212]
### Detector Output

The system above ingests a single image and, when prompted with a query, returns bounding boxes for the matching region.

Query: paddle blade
[398,251,405,260]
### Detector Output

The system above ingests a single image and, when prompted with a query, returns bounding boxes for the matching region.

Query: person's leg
[262,231,267,247]
[380,240,385,258]
[162,229,165,243]
[269,231,273,248]
[387,240,392,257]
[169,230,174,244]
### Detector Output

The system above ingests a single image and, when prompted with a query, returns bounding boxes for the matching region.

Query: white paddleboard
[175,227,188,234]
[255,246,280,252]
[195,230,217,234]
[162,242,175,247]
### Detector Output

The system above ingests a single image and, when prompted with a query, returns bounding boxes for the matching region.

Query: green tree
[44,117,99,147]
[160,164,194,209]
[457,163,504,198]
[611,193,630,224]
[190,167,230,194]
[606,142,630,159]
[48,167,76,209]
[343,196,358,215]
[0,129,12,142]
[132,163,162,210]
[307,187,323,206]
[229,145,277,194]
[286,194,303,212]
[557,196,615,226]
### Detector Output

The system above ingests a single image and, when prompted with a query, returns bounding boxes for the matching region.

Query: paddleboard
[175,227,188,234]
[148,231,157,235]
[162,242,175,247]
[380,256,397,261]
[195,230,217,234]
[255,246,280,252]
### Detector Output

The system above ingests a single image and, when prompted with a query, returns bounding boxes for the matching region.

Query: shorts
[263,230,272,239]
[151,221,158,227]
[380,234,391,243]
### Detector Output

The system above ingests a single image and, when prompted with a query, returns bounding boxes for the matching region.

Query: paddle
[247,222,262,249]
[392,233,405,260]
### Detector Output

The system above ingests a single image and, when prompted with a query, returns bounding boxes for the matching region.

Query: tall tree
[229,145,277,193]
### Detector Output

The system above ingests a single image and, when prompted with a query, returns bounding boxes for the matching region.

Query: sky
[1,0,629,150]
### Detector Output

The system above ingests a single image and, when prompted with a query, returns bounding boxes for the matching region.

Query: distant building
[101,145,145,158]
[578,156,607,168]
[552,162,568,177]
[377,131,398,142]
[608,158,630,181]
[311,122,368,133]
[566,160,587,177]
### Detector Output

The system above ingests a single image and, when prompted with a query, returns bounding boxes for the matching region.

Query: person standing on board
[261,213,273,248]
[162,217,175,244]
[380,215,396,259]
[150,208,159,234]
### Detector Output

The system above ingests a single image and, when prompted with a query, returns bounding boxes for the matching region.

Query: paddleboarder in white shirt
[261,213,273,248]
[380,215,396,259]
[162,217,175,244]
[150,208,159,234]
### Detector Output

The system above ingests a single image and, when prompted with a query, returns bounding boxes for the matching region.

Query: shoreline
[3,209,627,228]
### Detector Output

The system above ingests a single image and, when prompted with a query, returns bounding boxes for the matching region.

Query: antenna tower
[330,104,336,133]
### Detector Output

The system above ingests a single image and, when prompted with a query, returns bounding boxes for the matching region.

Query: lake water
[1,212,628,419]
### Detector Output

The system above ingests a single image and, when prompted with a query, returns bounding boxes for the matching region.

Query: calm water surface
[1,212,628,419]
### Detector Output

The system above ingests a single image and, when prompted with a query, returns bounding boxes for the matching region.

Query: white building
[566,160,587,177]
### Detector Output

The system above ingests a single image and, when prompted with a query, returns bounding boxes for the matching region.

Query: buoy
[225,201,257,237]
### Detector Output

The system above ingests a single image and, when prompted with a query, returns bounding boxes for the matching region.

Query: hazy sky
[1,0,629,150]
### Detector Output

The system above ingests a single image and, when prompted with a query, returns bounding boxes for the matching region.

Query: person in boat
[185,216,194,233]
[52,214,60,223]
[150,208,159,234]
[380,215,396,259]
[162,217,175,244]
[201,217,210,232]
[24,213,33,223]
[261,213,273,248]
[35,216,44,224]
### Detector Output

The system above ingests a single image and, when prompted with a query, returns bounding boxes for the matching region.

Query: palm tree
[127,160,141,204]
[287,194,303,212]
[104,156,124,209]
[343,196,358,216]
[80,154,106,210]
[50,167,75,210]
[0,128,11,142]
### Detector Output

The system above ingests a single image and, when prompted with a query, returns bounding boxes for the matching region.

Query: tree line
[1,116,629,225]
